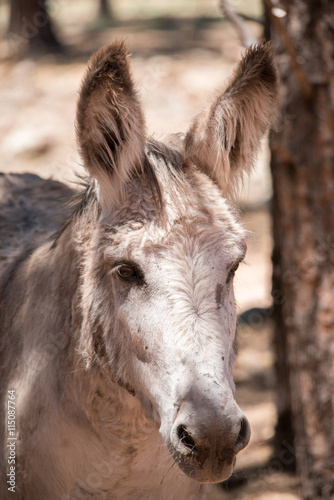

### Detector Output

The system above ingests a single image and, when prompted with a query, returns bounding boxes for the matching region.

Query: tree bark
[8,0,62,55]
[267,0,334,498]
[99,0,112,20]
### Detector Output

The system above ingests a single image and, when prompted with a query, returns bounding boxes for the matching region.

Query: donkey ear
[76,40,146,207]
[184,43,278,194]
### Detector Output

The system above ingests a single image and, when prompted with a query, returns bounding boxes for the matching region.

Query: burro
[0,40,278,500]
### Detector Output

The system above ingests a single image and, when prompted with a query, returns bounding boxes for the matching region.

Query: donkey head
[76,40,277,483]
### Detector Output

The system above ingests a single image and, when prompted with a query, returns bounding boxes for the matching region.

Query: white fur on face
[78,155,248,483]
[105,215,244,400]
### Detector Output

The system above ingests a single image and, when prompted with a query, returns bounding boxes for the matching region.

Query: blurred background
[1,1,332,499]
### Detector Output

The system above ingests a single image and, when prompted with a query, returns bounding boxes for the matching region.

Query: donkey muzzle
[167,398,250,483]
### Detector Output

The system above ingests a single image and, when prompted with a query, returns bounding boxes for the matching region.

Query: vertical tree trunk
[268,0,334,498]
[99,0,112,20]
[8,0,61,55]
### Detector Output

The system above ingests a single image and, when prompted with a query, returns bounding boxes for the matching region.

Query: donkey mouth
[163,410,250,483]
[167,441,236,483]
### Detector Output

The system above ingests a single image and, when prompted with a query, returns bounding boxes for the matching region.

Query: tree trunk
[267,0,334,498]
[8,0,62,55]
[99,0,112,20]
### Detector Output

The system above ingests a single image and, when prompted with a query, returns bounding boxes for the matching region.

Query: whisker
[160,461,176,485]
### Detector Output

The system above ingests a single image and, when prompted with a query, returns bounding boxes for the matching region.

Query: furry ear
[184,42,278,194]
[76,40,146,207]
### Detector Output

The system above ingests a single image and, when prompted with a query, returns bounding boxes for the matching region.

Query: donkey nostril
[177,425,197,452]
[234,417,251,452]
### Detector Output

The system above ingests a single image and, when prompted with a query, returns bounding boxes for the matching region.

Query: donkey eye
[226,262,240,283]
[117,265,138,281]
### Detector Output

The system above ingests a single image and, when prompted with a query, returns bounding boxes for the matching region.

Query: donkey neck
[62,368,205,500]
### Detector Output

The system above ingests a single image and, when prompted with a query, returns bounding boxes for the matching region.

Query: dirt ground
[0,1,301,498]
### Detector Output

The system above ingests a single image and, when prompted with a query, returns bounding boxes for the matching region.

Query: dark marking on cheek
[132,332,152,363]
[136,351,150,363]
[232,330,239,356]
[215,283,224,308]
[135,344,152,364]
[118,379,136,397]
[92,324,107,360]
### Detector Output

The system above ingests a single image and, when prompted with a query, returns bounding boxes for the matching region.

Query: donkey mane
[53,137,186,248]
[51,180,98,249]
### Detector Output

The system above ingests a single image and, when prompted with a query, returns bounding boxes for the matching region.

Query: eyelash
[226,261,241,283]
